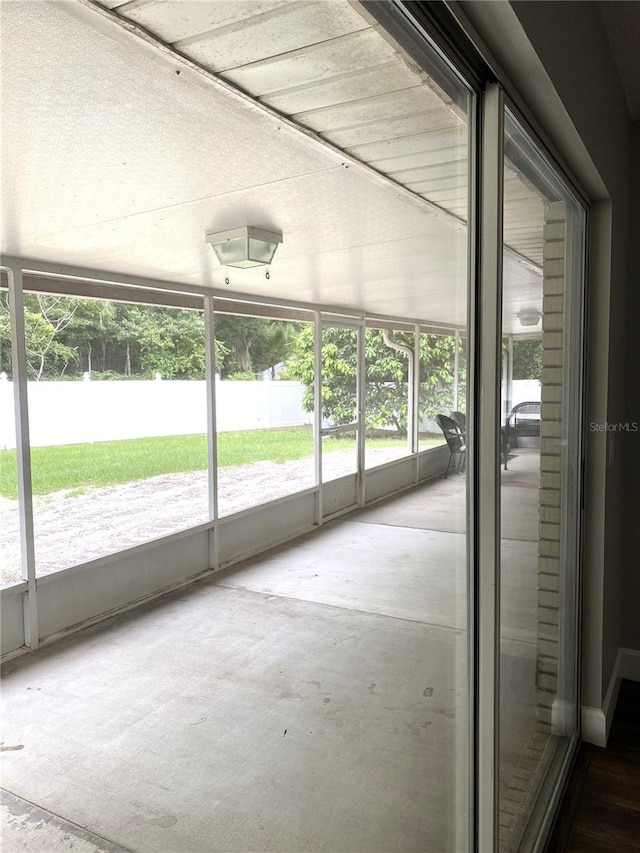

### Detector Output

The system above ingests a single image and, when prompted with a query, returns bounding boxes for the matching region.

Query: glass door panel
[499,109,585,851]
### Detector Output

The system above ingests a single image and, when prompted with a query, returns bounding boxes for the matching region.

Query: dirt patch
[1,447,408,585]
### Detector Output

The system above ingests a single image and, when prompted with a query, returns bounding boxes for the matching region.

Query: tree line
[0,292,473,432]
[0,294,292,381]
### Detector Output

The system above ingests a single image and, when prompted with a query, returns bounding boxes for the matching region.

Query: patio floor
[0,450,541,853]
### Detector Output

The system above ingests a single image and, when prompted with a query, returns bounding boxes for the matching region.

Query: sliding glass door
[0,3,588,850]
[497,109,585,851]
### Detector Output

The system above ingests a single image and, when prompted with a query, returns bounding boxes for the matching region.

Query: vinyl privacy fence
[0,377,310,449]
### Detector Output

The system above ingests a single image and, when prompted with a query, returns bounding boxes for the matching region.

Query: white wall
[623,122,640,651]
[0,378,310,449]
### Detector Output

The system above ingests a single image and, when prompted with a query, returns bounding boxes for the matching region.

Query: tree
[134,307,211,379]
[0,294,224,380]
[419,333,462,420]
[0,292,12,376]
[58,299,117,375]
[287,327,460,434]
[0,293,78,379]
[512,338,542,380]
[214,315,300,378]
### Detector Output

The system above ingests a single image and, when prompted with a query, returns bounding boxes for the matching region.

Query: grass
[0,427,441,499]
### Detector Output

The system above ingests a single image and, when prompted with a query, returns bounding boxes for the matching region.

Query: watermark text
[589,422,639,432]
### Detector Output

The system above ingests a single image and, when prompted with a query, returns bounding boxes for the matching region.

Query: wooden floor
[547,679,640,851]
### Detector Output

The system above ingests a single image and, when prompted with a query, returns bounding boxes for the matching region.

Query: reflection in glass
[499,111,584,851]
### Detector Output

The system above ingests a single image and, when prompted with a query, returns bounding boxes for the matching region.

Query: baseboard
[619,647,640,682]
[581,646,640,747]
[581,705,608,747]
[551,698,575,737]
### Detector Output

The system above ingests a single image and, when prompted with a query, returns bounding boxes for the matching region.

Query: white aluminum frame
[477,81,504,853]
[204,295,219,568]
[1,266,449,606]
[6,265,39,649]
[498,100,588,853]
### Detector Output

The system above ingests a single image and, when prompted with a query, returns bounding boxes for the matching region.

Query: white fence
[0,377,311,450]
[0,376,541,451]
[504,379,541,418]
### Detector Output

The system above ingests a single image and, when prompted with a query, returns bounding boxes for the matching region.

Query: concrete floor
[0,451,541,853]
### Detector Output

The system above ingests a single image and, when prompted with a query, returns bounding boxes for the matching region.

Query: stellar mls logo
[589,422,639,432]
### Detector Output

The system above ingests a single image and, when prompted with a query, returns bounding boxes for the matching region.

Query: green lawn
[0,427,442,499]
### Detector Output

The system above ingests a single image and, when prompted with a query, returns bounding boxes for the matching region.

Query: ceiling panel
[370,148,467,173]
[118,1,289,43]
[261,61,420,115]
[1,0,545,334]
[90,0,543,276]
[224,29,400,94]
[94,0,470,222]
[290,87,452,132]
[347,126,467,161]
[1,1,340,235]
[174,2,368,72]
[387,160,468,183]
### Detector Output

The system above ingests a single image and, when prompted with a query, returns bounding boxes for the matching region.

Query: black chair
[506,401,541,448]
[501,426,510,470]
[447,410,509,471]
[450,410,466,435]
[436,413,466,478]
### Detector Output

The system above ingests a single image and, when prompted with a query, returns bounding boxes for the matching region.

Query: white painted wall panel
[365,457,416,503]
[418,445,449,481]
[2,455,451,656]
[322,475,357,518]
[1,588,25,654]
[218,491,316,566]
[36,531,210,641]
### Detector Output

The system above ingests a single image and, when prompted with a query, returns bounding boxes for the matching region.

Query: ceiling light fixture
[518,310,542,327]
[206,226,283,269]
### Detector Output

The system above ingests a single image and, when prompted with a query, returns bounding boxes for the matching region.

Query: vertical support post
[313,312,323,524]
[406,338,415,456]
[457,88,479,853]
[7,265,39,649]
[204,296,219,570]
[476,82,504,853]
[356,318,366,507]
[454,328,460,412]
[413,324,420,479]
[507,334,514,422]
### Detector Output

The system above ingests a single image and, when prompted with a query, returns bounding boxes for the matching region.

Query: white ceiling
[1,0,544,332]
